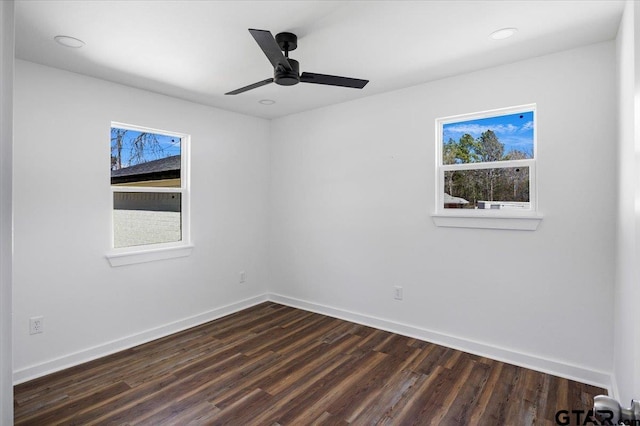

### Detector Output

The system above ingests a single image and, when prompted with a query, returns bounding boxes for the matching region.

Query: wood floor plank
[397,353,476,423]
[438,360,492,425]
[326,348,407,421]
[143,351,280,424]
[467,361,504,424]
[14,302,606,425]
[15,381,131,426]
[259,335,361,395]
[150,401,221,426]
[88,352,254,424]
[378,365,446,425]
[246,336,370,424]
[54,374,178,425]
[209,388,274,425]
[349,368,422,425]
[281,350,389,425]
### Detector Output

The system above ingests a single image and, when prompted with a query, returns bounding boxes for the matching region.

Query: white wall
[614,0,640,403]
[12,35,621,393]
[12,60,270,382]
[269,41,617,386]
[0,1,13,423]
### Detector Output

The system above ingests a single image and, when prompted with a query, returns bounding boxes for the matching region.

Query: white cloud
[444,123,519,136]
[520,121,534,132]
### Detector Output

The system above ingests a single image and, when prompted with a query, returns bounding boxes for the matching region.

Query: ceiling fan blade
[249,29,292,71]
[225,78,274,95]
[300,72,368,89]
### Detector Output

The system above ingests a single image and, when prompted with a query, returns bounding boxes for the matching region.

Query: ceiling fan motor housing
[275,58,300,86]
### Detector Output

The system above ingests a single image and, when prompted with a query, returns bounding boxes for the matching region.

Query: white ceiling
[15,0,624,119]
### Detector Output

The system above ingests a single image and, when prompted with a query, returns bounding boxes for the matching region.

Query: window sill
[431,213,543,231]
[106,244,193,267]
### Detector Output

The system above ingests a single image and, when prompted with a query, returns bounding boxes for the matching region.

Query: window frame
[106,122,192,266]
[433,104,542,230]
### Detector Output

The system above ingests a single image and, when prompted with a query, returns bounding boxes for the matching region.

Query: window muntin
[110,123,189,250]
[437,105,536,213]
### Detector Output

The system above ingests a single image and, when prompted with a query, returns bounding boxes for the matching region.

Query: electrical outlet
[239,271,246,283]
[30,316,44,335]
[394,286,403,300]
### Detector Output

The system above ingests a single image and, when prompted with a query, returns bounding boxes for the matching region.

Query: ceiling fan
[225,29,369,95]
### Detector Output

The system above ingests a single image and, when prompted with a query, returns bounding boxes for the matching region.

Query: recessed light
[489,28,518,40]
[258,99,275,105]
[54,35,85,48]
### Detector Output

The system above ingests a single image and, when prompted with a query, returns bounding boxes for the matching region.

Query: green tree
[443,134,479,165]
[443,138,457,195]
[477,130,503,162]
[503,149,530,161]
[477,130,504,200]
[501,150,530,200]
[443,133,481,197]
[458,133,479,163]
[443,138,458,165]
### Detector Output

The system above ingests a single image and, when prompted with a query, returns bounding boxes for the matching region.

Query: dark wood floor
[14,302,605,425]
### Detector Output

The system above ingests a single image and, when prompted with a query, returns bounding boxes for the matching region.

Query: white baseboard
[14,292,614,395]
[13,294,269,385]
[268,293,614,394]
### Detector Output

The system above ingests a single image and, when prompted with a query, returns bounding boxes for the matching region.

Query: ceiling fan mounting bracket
[275,32,297,53]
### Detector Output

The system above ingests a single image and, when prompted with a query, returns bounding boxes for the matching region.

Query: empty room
[1,0,639,424]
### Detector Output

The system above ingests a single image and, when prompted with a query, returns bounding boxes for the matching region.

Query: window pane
[111,128,181,187]
[113,192,182,248]
[442,111,534,165]
[444,167,530,209]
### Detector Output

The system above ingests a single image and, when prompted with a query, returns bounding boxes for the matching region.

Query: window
[107,123,191,265]
[434,105,541,230]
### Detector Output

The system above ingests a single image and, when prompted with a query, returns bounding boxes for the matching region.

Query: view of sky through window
[442,111,534,162]
[111,127,181,170]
